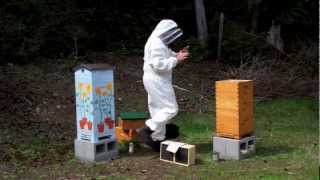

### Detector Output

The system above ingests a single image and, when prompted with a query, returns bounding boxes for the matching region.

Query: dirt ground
[0,54,218,178]
[0,53,317,178]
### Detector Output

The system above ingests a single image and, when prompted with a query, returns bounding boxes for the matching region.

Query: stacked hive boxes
[213,80,255,160]
[215,80,254,139]
[74,64,118,162]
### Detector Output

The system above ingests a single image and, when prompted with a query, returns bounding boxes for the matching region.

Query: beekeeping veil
[150,19,183,45]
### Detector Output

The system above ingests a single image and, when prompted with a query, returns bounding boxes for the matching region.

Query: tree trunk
[194,0,208,47]
[74,37,78,59]
[217,12,224,62]
[250,8,259,33]
[248,0,262,33]
[267,20,284,52]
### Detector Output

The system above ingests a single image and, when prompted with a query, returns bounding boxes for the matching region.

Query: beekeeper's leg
[144,78,178,141]
[147,94,157,118]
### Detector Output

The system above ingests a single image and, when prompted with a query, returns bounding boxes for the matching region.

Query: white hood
[150,19,183,45]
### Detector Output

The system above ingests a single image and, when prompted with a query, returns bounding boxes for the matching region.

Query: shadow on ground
[255,144,295,157]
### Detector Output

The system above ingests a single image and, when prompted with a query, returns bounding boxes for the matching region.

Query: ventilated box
[160,141,195,167]
[215,80,253,139]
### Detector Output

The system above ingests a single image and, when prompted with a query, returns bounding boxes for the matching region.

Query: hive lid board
[119,112,148,120]
[166,142,186,153]
[74,64,114,71]
[216,79,252,83]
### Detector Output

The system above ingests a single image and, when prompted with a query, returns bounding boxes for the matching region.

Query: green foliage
[0,0,318,63]
[261,0,311,25]
[185,37,206,62]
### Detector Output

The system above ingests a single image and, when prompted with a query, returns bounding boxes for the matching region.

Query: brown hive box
[215,80,254,139]
[118,112,147,130]
[115,112,147,142]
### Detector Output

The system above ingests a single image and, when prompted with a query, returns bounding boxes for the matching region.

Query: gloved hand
[177,46,189,64]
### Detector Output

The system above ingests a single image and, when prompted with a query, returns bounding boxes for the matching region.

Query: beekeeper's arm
[149,46,178,73]
[169,49,177,57]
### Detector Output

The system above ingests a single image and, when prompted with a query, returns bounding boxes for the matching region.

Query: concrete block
[75,138,118,162]
[213,135,255,160]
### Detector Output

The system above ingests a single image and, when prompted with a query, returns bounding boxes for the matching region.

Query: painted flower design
[97,122,105,133]
[106,82,113,91]
[95,87,102,95]
[86,84,92,93]
[87,121,92,130]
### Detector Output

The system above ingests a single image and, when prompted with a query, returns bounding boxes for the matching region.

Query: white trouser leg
[143,74,178,141]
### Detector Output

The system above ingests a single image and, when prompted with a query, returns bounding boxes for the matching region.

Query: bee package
[160,140,196,167]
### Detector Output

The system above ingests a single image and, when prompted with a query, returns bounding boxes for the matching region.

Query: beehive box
[118,112,147,130]
[115,112,147,142]
[215,80,253,139]
[74,64,116,143]
[115,127,136,143]
[160,141,196,167]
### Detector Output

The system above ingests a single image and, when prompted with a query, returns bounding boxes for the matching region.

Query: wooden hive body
[74,64,116,143]
[115,112,147,142]
[215,80,253,139]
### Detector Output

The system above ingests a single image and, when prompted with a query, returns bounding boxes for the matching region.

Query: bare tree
[267,20,284,52]
[217,12,224,61]
[248,0,262,33]
[194,0,208,47]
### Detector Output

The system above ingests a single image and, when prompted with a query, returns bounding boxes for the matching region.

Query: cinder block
[75,138,118,162]
[213,135,255,160]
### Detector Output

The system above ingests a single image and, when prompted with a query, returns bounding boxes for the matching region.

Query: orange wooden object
[118,118,146,130]
[215,80,253,139]
[115,118,146,142]
[115,127,138,143]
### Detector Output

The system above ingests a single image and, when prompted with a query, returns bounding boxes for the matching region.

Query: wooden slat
[118,118,146,130]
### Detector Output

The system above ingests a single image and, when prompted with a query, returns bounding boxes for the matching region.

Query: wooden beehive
[115,112,147,142]
[118,112,147,130]
[115,127,137,143]
[74,64,116,143]
[215,80,253,139]
[160,141,196,167]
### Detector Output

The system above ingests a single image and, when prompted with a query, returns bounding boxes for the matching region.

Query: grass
[171,99,319,179]
[1,99,318,179]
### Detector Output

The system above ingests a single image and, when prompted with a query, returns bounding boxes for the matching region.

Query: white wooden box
[160,140,196,167]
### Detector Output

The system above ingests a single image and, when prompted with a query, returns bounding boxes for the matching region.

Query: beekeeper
[139,19,189,150]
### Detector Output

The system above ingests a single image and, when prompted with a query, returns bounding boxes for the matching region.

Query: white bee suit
[143,19,182,141]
